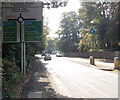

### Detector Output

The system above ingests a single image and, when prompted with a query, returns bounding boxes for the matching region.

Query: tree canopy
[56,1,120,52]
[56,12,81,53]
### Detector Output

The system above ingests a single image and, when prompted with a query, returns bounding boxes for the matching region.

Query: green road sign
[3,2,43,42]
[3,21,17,42]
[24,21,43,42]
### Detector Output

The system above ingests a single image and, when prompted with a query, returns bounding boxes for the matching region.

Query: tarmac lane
[42,56,118,98]
[21,56,119,99]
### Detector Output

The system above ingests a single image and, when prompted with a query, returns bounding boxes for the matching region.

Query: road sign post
[2,2,43,74]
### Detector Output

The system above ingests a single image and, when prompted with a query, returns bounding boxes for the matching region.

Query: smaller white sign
[2,2,43,21]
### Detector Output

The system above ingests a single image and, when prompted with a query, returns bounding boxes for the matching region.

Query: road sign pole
[21,42,23,73]
[20,23,23,73]
[20,22,26,74]
[21,42,26,74]
[23,42,26,74]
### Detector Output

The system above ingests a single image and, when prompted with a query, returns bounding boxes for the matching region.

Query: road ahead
[40,55,118,98]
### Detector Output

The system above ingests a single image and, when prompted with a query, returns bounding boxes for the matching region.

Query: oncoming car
[44,54,51,61]
[52,51,60,55]
[56,53,63,57]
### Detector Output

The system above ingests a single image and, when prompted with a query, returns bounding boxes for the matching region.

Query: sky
[43,0,80,38]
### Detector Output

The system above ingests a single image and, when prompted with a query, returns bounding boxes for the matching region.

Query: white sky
[43,0,80,38]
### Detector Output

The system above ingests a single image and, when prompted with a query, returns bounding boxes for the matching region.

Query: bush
[2,59,25,99]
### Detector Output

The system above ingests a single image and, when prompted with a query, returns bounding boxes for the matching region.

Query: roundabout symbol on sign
[17,14,24,23]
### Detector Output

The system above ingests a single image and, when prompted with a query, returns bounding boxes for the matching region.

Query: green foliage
[46,38,59,53]
[26,43,35,70]
[78,33,100,51]
[2,59,25,99]
[43,19,50,49]
[56,2,119,53]
[2,43,21,70]
[77,2,119,51]
[56,11,81,53]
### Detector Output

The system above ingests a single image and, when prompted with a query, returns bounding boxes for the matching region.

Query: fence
[64,51,120,60]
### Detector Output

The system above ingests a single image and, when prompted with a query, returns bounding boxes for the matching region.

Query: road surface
[40,55,118,98]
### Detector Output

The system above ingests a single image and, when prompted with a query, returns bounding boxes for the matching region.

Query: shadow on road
[21,58,69,98]
[100,69,114,71]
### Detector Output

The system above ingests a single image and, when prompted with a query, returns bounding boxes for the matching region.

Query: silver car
[44,54,51,61]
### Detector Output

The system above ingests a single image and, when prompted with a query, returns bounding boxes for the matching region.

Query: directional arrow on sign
[90,28,95,34]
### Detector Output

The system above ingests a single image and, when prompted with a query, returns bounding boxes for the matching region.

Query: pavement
[92,58,120,72]
[66,57,118,72]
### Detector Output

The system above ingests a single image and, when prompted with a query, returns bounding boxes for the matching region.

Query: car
[52,51,60,55]
[44,54,51,61]
[56,53,63,57]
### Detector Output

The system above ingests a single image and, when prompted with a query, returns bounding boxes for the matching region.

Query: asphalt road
[40,55,118,98]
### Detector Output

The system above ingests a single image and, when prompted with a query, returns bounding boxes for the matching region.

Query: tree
[78,2,100,51]
[46,38,59,53]
[96,2,119,50]
[77,1,120,51]
[56,11,81,53]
